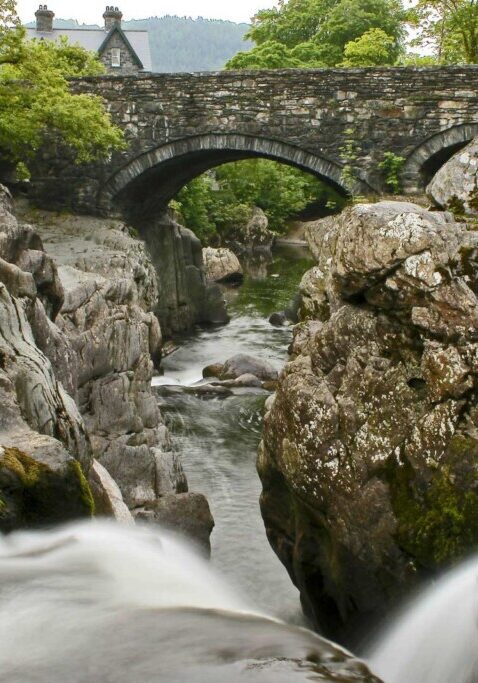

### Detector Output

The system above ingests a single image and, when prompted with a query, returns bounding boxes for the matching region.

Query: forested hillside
[28,16,252,72]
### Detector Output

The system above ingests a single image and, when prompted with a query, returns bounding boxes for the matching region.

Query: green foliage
[172,159,342,245]
[339,127,360,193]
[226,0,406,70]
[412,0,478,64]
[378,151,405,193]
[0,7,124,175]
[341,27,396,66]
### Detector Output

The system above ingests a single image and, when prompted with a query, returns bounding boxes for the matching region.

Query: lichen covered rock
[259,201,478,640]
[202,246,243,283]
[427,136,478,214]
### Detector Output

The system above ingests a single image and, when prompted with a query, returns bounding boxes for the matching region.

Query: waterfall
[368,556,478,683]
[0,520,369,683]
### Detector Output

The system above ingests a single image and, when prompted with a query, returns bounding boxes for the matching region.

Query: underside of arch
[403,123,478,192]
[98,133,368,220]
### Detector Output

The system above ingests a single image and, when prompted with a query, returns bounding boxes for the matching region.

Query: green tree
[412,0,478,63]
[226,0,406,69]
[0,2,124,176]
[172,159,343,245]
[342,27,396,65]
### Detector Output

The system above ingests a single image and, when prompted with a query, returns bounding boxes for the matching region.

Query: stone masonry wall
[29,67,478,216]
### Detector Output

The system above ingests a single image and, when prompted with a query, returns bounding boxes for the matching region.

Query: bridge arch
[98,133,370,219]
[403,123,478,193]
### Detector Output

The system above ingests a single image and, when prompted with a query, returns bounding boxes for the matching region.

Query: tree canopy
[411,0,478,63]
[171,159,343,244]
[226,0,406,69]
[0,1,124,177]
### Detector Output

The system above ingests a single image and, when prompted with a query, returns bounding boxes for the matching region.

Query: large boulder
[427,136,478,214]
[259,200,478,641]
[242,207,275,250]
[204,353,279,383]
[135,492,215,556]
[202,246,243,283]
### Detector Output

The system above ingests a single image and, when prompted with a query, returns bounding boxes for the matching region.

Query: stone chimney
[35,5,54,32]
[103,6,123,31]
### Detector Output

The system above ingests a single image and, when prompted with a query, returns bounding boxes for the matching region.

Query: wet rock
[203,247,243,283]
[269,311,288,327]
[221,354,279,382]
[0,445,94,533]
[260,200,478,641]
[88,459,134,524]
[135,492,215,556]
[427,136,478,214]
[185,384,234,399]
[203,362,225,379]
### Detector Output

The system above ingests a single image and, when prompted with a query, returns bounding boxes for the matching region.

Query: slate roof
[25,26,152,71]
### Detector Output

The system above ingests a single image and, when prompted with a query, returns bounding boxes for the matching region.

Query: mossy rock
[0,447,94,532]
[389,457,478,569]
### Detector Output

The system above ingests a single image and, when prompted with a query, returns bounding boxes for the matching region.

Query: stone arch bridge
[30,66,478,221]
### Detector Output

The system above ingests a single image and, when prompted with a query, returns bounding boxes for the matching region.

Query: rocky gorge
[3,127,478,683]
[0,185,215,551]
[259,162,478,640]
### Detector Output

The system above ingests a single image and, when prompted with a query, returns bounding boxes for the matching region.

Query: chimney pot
[103,5,123,31]
[35,4,54,32]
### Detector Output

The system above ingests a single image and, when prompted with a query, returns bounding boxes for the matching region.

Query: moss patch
[1,448,49,487]
[389,459,478,568]
[69,460,95,517]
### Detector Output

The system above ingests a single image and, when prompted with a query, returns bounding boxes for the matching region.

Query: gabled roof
[25,26,152,71]
[97,25,143,69]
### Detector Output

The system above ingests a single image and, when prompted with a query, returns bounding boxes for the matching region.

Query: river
[153,245,314,621]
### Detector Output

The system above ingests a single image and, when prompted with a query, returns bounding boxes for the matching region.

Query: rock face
[0,186,94,530]
[259,200,478,641]
[22,207,188,513]
[137,212,229,336]
[427,136,478,214]
[203,247,243,283]
[1,192,213,548]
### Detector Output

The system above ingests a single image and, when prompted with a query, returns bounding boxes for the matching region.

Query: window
[111,48,121,68]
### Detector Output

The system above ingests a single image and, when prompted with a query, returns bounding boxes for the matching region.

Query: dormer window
[111,48,121,68]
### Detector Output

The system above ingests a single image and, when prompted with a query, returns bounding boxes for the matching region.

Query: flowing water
[2,243,477,682]
[368,555,478,683]
[154,246,314,620]
[0,521,374,683]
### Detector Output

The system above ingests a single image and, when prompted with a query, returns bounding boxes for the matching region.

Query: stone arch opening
[403,123,478,193]
[98,133,368,220]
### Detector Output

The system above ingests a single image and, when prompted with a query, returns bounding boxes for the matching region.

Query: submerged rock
[260,200,478,640]
[427,136,478,214]
[203,246,243,283]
